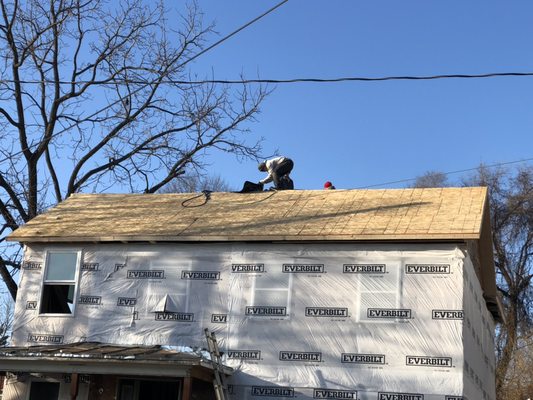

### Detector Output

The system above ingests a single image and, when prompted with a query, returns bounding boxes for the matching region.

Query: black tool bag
[278,176,294,190]
[239,181,264,193]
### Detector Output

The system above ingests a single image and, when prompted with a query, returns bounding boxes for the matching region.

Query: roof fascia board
[0,358,208,377]
[8,234,480,244]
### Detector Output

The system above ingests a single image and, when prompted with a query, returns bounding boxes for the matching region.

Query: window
[146,261,191,315]
[40,251,80,314]
[355,260,402,322]
[250,267,292,318]
[29,381,60,400]
[118,379,180,400]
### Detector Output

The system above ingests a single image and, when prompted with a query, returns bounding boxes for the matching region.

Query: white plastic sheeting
[11,243,496,400]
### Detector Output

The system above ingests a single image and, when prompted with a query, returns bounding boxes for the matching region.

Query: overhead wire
[0,0,290,165]
[3,71,533,86]
[356,157,533,189]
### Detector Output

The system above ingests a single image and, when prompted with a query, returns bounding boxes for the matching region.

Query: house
[0,187,502,400]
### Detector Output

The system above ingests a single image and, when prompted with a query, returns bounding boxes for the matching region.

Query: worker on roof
[258,156,294,190]
[324,181,336,190]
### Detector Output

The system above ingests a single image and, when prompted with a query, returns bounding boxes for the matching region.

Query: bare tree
[0,0,268,300]
[160,173,232,193]
[0,296,13,346]
[412,170,450,188]
[502,328,533,399]
[462,166,533,399]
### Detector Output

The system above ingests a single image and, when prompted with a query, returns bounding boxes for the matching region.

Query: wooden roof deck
[8,187,489,243]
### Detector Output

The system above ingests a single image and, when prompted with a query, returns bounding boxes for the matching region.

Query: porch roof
[0,342,232,379]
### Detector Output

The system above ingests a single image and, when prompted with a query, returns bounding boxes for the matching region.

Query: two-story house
[0,187,502,400]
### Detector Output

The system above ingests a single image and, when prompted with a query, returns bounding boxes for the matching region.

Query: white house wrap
[12,242,495,400]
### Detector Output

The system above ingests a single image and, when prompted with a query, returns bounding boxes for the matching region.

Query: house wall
[463,256,497,400]
[11,242,496,400]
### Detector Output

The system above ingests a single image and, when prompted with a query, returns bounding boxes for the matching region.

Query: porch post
[182,376,192,400]
[70,373,79,400]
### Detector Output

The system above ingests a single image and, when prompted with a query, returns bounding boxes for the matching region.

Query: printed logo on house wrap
[79,295,102,305]
[22,261,42,270]
[367,308,412,319]
[227,350,261,360]
[127,270,165,279]
[279,351,322,362]
[305,307,348,318]
[26,301,37,310]
[231,264,264,273]
[246,306,287,316]
[154,312,194,322]
[114,263,125,272]
[432,310,464,320]
[378,392,424,400]
[343,264,386,274]
[117,297,137,307]
[445,396,464,400]
[181,271,220,280]
[282,264,324,273]
[81,263,99,271]
[313,389,357,399]
[341,353,386,364]
[28,333,64,344]
[211,314,227,323]
[405,264,450,274]
[251,386,294,397]
[406,356,452,367]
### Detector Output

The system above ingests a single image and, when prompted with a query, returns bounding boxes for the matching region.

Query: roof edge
[8,233,482,244]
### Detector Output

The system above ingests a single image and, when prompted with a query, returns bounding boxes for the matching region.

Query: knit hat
[324,181,333,189]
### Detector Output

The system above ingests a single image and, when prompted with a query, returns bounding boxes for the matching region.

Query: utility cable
[181,0,288,68]
[356,157,533,189]
[0,0,289,165]
[169,71,533,85]
[3,71,533,86]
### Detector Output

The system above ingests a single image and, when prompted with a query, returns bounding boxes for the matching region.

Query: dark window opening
[29,381,60,400]
[118,379,180,400]
[40,251,78,315]
[40,284,75,314]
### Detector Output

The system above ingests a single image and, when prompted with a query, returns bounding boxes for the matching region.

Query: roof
[8,187,489,243]
[0,342,232,378]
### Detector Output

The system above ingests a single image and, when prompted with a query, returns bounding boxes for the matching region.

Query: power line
[182,0,289,68]
[357,157,533,189]
[3,71,533,86]
[172,71,533,84]
[0,0,289,165]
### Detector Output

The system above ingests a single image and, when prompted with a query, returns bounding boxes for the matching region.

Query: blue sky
[181,0,533,191]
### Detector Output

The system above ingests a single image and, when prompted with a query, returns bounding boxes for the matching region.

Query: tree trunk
[496,301,517,397]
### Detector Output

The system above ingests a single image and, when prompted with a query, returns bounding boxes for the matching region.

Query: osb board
[8,187,488,243]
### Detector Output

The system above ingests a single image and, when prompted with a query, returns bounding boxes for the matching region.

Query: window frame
[354,259,402,323]
[144,260,193,320]
[39,249,82,317]
[249,267,293,319]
